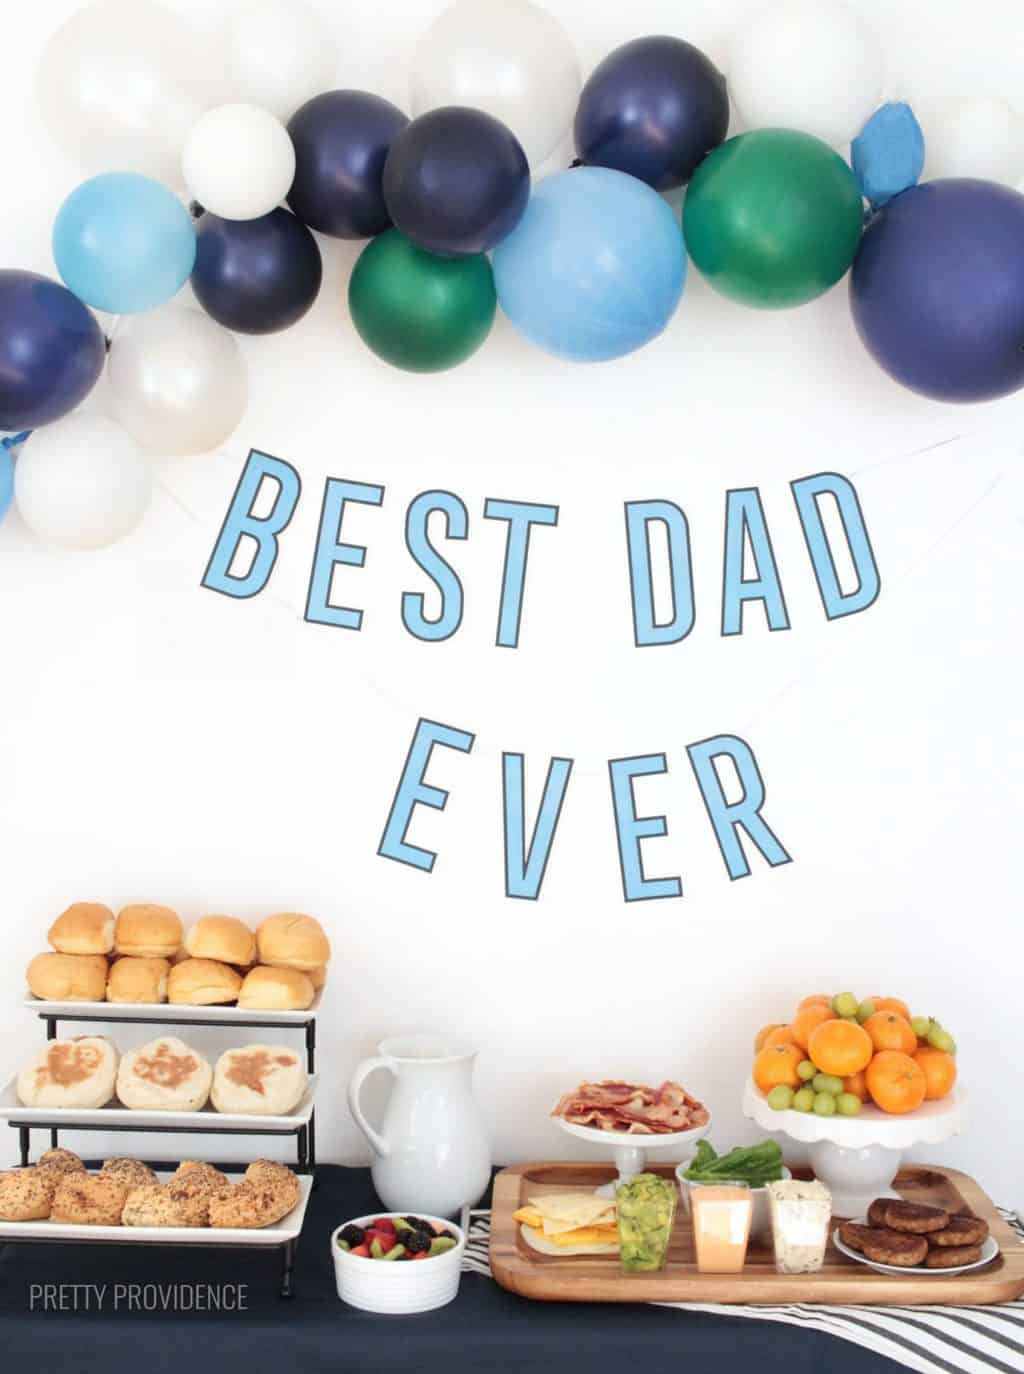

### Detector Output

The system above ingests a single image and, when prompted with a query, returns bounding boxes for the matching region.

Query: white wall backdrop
[1,0,1022,1211]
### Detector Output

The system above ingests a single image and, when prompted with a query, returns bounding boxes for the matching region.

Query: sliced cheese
[519,1223,620,1258]
[526,1192,617,1229]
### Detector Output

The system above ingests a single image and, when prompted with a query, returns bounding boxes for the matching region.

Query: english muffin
[116,1037,212,1112]
[101,1158,158,1189]
[211,1046,307,1116]
[17,1037,118,1109]
[51,1174,130,1226]
[930,1213,989,1247]
[926,1243,984,1268]
[883,1201,949,1234]
[0,1168,55,1220]
[861,1232,929,1267]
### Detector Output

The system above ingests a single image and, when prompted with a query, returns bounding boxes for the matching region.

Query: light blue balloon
[53,173,196,314]
[851,103,925,208]
[493,167,686,362]
[0,445,14,522]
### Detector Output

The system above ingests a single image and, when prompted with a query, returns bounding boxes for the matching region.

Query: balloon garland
[3,0,1024,553]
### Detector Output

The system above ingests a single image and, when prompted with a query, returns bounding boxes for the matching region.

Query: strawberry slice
[349,1243,371,1258]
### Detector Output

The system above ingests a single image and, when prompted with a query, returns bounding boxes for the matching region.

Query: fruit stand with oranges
[753,993,958,1119]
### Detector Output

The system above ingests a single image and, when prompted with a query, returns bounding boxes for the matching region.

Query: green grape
[834,992,859,1018]
[836,1093,862,1117]
[927,1025,956,1054]
[793,1087,816,1113]
[829,994,842,1013]
[813,1092,837,1117]
[797,1059,817,1082]
[911,1016,932,1038]
[812,1073,844,1095]
[767,1085,794,1111]
[841,1015,858,1022]
[856,999,876,1023]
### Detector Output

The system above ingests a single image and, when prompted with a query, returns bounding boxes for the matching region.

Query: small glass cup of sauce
[689,1180,753,1274]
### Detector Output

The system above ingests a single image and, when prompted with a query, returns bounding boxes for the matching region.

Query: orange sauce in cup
[690,1184,753,1273]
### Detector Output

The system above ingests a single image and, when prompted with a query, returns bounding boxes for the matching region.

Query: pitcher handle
[347,1055,396,1158]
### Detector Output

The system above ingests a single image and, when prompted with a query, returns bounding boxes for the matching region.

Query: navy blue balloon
[192,209,323,335]
[0,270,106,431]
[383,107,530,258]
[287,91,410,239]
[574,36,729,191]
[851,179,1024,403]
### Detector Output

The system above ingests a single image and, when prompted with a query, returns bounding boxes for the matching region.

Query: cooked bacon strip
[552,1079,707,1135]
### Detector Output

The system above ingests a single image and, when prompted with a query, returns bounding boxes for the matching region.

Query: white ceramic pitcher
[348,1033,491,1217]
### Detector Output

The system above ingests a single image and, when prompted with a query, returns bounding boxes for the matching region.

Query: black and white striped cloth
[459,1208,1024,1374]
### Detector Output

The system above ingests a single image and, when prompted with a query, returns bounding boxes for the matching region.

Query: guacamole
[615,1173,676,1273]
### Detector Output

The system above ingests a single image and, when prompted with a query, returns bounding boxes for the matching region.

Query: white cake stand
[742,1079,968,1217]
[555,1113,713,1200]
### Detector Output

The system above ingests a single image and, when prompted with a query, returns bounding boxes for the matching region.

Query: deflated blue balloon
[288,91,410,239]
[53,173,196,315]
[193,209,323,334]
[575,36,729,191]
[851,178,1024,402]
[493,167,687,362]
[851,102,925,207]
[0,270,106,431]
[383,107,530,257]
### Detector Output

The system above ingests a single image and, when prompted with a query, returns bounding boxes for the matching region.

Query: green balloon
[683,129,864,309]
[349,230,497,373]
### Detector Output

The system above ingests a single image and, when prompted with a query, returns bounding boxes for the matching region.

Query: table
[0,1166,906,1374]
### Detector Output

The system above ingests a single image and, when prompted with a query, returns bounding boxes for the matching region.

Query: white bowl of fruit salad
[331,1212,466,1313]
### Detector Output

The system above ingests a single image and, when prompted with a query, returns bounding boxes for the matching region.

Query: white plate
[833,1224,999,1276]
[0,1171,311,1246]
[23,992,321,1024]
[0,1073,317,1131]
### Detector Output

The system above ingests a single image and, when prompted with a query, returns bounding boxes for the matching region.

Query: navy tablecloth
[0,1165,906,1374]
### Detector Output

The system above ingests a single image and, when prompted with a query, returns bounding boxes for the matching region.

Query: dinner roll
[308,965,326,991]
[212,1046,307,1116]
[27,952,107,1002]
[116,1037,212,1112]
[17,1037,118,1109]
[51,1174,129,1226]
[167,958,242,1006]
[255,913,330,972]
[47,902,115,955]
[114,904,182,958]
[123,1184,204,1228]
[0,1169,55,1220]
[37,1148,86,1177]
[107,956,170,1004]
[209,1164,300,1229]
[184,916,256,967]
[101,1158,158,1189]
[237,965,314,1011]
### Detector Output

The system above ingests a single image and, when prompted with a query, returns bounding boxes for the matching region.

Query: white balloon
[411,0,580,169]
[36,0,214,184]
[15,415,152,551]
[107,306,249,457]
[182,104,296,220]
[225,0,339,121]
[729,0,884,147]
[926,98,1024,185]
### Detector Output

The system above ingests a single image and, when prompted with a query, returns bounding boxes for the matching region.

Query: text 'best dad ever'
[199,452,880,903]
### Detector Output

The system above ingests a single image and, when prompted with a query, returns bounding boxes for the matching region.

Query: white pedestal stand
[555,1114,713,1200]
[742,1079,968,1217]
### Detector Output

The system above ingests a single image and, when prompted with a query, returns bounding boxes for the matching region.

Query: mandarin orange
[865,1050,927,1114]
[807,1018,873,1076]
[762,1025,799,1049]
[791,1003,836,1050]
[753,1043,803,1093]
[841,1069,869,1102]
[754,1023,789,1053]
[870,997,912,1021]
[863,1011,917,1054]
[913,1047,957,1101]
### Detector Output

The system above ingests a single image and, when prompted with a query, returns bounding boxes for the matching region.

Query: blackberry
[402,1215,427,1230]
[403,1229,432,1255]
[339,1224,366,1248]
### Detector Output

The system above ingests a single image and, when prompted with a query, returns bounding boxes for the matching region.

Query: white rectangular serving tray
[0,1073,318,1131]
[0,1171,312,1246]
[23,992,321,1024]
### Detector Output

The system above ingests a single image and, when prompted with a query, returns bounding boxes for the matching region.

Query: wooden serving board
[490,1162,1024,1306]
